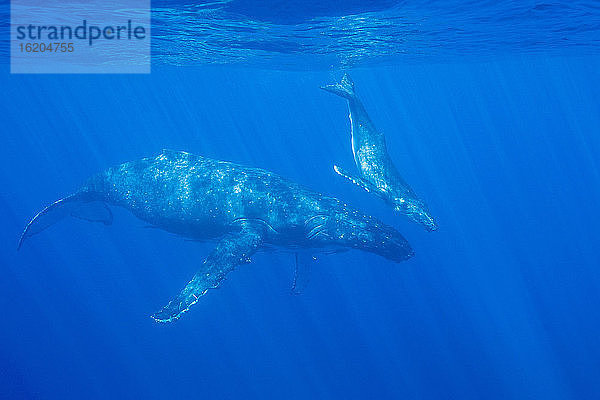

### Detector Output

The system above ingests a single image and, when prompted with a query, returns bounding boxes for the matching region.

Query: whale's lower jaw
[391,200,439,232]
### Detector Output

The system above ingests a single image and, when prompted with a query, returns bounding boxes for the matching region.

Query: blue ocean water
[2,1,600,399]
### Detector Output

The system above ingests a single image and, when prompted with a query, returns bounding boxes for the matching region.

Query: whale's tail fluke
[18,193,113,250]
[320,73,355,99]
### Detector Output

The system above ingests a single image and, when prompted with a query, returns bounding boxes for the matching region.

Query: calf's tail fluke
[18,193,112,250]
[320,73,355,99]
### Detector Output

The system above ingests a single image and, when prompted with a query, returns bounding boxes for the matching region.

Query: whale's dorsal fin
[291,252,316,295]
[151,227,264,323]
[333,165,380,195]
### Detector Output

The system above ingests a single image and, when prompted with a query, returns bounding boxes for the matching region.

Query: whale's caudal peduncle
[321,73,438,232]
[19,150,413,322]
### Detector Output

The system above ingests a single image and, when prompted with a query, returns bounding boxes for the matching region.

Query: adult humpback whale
[321,74,438,231]
[19,150,413,322]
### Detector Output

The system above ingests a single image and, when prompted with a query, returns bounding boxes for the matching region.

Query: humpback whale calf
[321,74,438,231]
[19,150,413,322]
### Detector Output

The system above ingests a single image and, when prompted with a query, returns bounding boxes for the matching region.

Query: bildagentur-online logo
[15,20,147,46]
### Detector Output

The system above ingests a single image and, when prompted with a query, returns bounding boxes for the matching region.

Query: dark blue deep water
[2,1,600,399]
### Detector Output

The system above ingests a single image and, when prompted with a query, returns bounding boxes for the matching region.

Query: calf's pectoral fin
[151,228,264,323]
[333,165,379,194]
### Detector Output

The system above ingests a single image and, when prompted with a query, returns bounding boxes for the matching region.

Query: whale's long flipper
[333,165,380,195]
[320,73,355,99]
[151,228,264,323]
[18,194,112,250]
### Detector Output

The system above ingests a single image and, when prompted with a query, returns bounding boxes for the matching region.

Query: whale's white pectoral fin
[333,165,378,194]
[291,252,316,295]
[151,228,264,323]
